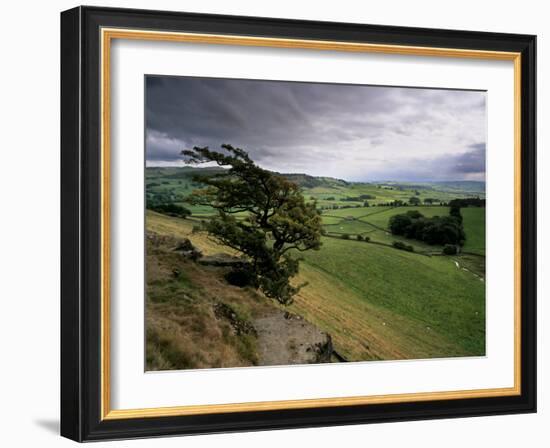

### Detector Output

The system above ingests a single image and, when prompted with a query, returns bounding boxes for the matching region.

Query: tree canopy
[182,144,322,304]
[147,202,191,219]
[389,209,465,246]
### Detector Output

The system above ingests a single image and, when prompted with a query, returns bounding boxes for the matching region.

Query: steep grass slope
[293,237,485,361]
[147,211,485,364]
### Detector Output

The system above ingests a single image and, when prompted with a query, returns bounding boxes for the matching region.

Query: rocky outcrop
[147,230,335,367]
[173,238,202,261]
[146,232,174,247]
[147,232,203,261]
[253,311,333,366]
[213,302,257,336]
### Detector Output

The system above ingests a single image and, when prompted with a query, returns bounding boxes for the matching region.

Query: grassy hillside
[146,235,264,370]
[145,167,486,368]
[147,211,486,364]
[461,207,486,255]
[293,237,485,360]
[146,212,277,370]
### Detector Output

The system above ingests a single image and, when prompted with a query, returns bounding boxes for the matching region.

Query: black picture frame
[61,5,536,442]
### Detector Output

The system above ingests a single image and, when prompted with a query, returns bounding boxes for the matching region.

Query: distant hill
[275,173,349,189]
[374,181,485,196]
[146,167,484,197]
[147,166,225,179]
[146,166,349,189]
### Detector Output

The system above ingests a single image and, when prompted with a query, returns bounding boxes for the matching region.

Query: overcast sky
[145,75,486,182]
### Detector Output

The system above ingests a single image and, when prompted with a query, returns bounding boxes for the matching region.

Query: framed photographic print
[60,6,537,442]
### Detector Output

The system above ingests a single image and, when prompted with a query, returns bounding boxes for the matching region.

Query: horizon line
[145,164,485,185]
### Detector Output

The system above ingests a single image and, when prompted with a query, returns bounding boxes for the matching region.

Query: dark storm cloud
[369,145,486,182]
[449,144,486,175]
[145,75,486,181]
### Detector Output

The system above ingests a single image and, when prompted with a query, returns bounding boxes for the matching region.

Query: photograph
[57,5,537,442]
[144,75,487,370]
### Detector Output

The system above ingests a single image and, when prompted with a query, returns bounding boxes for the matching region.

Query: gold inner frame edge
[100,27,522,420]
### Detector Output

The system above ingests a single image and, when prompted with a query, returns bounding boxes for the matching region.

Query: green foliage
[342,194,376,202]
[443,244,458,255]
[182,144,322,304]
[405,210,423,219]
[449,204,463,224]
[409,196,421,206]
[341,233,350,240]
[224,268,256,287]
[147,202,191,219]
[392,241,414,252]
[449,197,485,207]
[389,209,465,246]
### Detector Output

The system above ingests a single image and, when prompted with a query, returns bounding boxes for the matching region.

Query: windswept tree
[182,144,322,305]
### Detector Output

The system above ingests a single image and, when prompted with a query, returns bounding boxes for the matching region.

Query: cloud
[145,76,486,181]
[362,144,486,182]
[449,144,486,175]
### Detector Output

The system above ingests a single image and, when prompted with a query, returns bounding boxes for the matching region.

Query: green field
[319,204,486,256]
[461,207,486,255]
[146,167,485,214]
[356,206,451,228]
[146,167,486,365]
[147,211,485,362]
[322,206,386,218]
[294,237,485,360]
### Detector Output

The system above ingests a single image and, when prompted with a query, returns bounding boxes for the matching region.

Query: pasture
[294,236,485,360]
[145,167,486,364]
[147,207,486,362]
[320,204,486,256]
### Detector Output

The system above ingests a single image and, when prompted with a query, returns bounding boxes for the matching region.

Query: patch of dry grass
[145,225,274,371]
